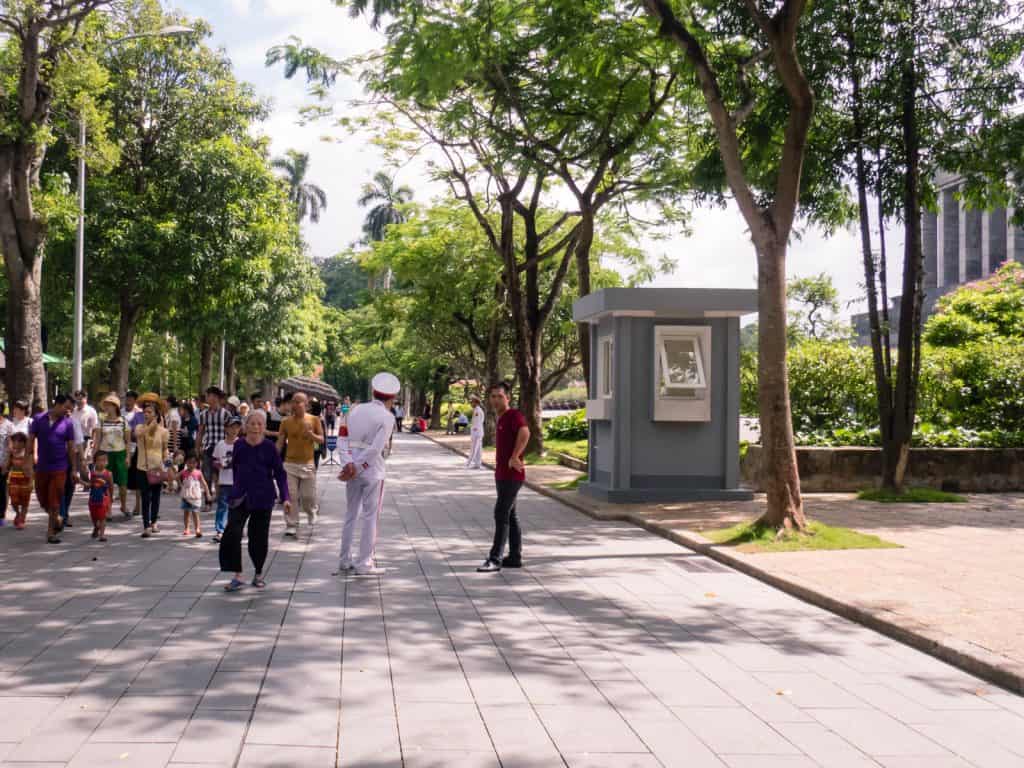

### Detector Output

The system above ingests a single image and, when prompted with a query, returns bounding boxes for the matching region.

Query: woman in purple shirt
[218,411,291,591]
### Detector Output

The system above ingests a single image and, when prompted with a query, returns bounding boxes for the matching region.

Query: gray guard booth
[572,288,758,503]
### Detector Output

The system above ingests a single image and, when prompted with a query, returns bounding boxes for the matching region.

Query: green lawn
[547,475,584,491]
[857,487,967,503]
[526,438,588,465]
[705,519,900,554]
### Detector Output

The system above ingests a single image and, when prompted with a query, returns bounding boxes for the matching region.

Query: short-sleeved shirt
[0,419,14,466]
[280,414,322,465]
[212,438,236,486]
[73,404,98,438]
[199,407,228,451]
[30,412,75,473]
[494,408,528,482]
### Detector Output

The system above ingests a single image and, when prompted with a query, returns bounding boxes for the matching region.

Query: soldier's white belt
[348,440,373,449]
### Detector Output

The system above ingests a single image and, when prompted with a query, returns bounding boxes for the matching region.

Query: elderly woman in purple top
[218,410,291,591]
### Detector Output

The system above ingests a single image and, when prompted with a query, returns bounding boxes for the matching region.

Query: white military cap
[371,372,401,398]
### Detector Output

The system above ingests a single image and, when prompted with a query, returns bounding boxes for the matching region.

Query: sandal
[251,576,266,589]
[98,536,107,542]
[224,578,245,592]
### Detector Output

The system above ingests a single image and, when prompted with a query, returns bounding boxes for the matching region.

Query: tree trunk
[224,346,238,395]
[0,148,48,410]
[2,248,47,409]
[886,7,925,491]
[846,19,896,462]
[198,335,214,394]
[575,213,595,395]
[108,295,143,396]
[754,238,806,531]
[483,308,503,447]
[518,354,545,457]
[429,380,446,430]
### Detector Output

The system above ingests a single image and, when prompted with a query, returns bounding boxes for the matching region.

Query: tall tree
[0,0,114,408]
[84,7,265,392]
[639,0,815,531]
[272,149,328,224]
[357,171,413,241]
[838,0,1024,490]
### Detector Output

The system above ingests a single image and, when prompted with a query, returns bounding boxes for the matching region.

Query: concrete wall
[742,445,1024,493]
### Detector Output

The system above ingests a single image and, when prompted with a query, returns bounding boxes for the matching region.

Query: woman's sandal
[224,578,245,592]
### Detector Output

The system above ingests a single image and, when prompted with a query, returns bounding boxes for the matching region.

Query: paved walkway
[2,434,1024,767]
[430,432,1024,690]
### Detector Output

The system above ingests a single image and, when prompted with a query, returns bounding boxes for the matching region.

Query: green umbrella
[0,339,69,365]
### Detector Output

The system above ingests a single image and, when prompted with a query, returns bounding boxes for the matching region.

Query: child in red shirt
[88,451,114,542]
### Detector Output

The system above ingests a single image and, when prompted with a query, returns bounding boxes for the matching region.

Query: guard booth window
[653,325,712,421]
[599,337,614,398]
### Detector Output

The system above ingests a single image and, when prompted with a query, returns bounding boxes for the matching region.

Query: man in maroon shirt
[478,382,530,572]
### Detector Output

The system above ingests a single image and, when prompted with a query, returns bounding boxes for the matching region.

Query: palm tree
[347,0,403,29]
[358,171,413,242]
[272,150,328,224]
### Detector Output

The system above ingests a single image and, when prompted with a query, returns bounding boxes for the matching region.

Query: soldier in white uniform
[465,395,485,469]
[337,372,400,576]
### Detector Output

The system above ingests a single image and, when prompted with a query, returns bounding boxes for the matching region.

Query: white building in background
[852,171,1023,343]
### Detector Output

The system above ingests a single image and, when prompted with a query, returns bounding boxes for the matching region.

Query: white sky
[172,0,902,320]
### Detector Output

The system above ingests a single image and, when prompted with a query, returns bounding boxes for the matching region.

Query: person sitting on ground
[454,411,469,434]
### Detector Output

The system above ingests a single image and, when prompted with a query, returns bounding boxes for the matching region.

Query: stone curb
[420,432,1023,696]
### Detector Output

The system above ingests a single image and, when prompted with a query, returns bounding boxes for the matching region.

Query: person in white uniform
[465,394,485,469]
[337,372,400,576]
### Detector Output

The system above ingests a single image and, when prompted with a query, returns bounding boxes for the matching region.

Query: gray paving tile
[91,695,200,742]
[807,708,951,757]
[237,744,336,767]
[670,707,801,755]
[534,704,648,754]
[170,710,248,764]
[67,741,176,767]
[246,697,339,747]
[396,702,493,752]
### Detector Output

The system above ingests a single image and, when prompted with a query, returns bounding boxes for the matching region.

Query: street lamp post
[72,25,194,393]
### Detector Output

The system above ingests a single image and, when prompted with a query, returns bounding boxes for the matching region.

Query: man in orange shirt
[277,392,324,537]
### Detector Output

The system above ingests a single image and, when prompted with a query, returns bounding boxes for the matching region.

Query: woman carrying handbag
[135,398,169,538]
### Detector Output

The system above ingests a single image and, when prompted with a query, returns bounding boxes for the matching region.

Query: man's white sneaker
[476,560,501,573]
[284,528,297,538]
[354,566,386,576]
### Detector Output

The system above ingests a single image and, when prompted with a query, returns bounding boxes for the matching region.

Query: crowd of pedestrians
[1,375,533,588]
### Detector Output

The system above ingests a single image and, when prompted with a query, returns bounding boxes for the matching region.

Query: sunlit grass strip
[705,519,900,553]
[857,488,967,503]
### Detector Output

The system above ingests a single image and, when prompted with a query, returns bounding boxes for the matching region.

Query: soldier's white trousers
[466,431,483,468]
[341,474,384,569]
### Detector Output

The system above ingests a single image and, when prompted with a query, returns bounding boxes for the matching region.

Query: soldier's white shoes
[284,527,297,538]
[476,560,501,573]
[355,565,386,576]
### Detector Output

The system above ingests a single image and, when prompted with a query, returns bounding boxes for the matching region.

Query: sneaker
[476,559,501,573]
[64,518,73,528]
[151,524,160,533]
[354,565,386,577]
[98,536,107,542]
[141,529,151,539]
[284,528,297,538]
[212,534,221,543]
[47,535,61,544]
[500,557,523,569]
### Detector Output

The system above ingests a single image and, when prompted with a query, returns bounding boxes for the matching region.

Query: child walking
[5,433,31,530]
[88,451,114,542]
[178,453,211,538]
[211,417,241,543]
